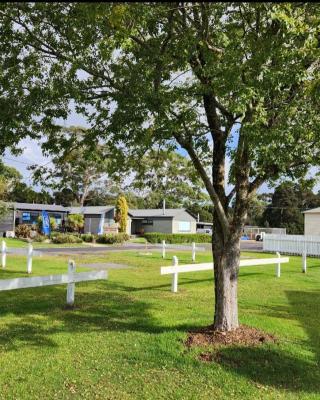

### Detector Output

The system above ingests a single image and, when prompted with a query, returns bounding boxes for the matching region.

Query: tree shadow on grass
[214,290,320,394]
[1,280,320,394]
[0,281,196,351]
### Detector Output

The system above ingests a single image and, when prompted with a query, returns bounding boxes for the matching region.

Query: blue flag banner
[98,213,105,235]
[42,210,51,236]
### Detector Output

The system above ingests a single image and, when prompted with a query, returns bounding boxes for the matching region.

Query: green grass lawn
[0,249,319,399]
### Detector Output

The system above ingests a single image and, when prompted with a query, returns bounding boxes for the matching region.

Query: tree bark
[212,220,241,331]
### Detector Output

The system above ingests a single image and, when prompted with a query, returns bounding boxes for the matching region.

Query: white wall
[172,210,197,234]
[304,213,320,235]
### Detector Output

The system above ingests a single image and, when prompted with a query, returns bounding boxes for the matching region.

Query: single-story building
[303,207,320,235]
[127,208,197,235]
[68,206,117,234]
[0,202,68,235]
[0,203,198,236]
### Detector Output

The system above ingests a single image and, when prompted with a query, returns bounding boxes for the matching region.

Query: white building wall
[304,213,320,235]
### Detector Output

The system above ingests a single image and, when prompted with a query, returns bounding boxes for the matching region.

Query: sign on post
[42,210,51,236]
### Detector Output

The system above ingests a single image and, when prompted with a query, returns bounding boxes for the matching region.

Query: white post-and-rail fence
[1,241,34,274]
[263,234,320,273]
[160,240,205,261]
[161,253,289,293]
[0,260,107,306]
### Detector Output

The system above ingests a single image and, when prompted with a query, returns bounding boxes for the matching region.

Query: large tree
[1,3,319,331]
[129,149,209,209]
[29,126,112,207]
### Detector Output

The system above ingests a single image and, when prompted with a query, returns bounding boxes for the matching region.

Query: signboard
[22,212,31,221]
[42,210,51,236]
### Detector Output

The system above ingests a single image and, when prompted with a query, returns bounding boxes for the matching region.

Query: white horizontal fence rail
[161,254,289,292]
[158,240,205,261]
[0,241,42,274]
[0,260,107,306]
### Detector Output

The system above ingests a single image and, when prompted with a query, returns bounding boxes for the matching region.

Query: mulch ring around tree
[185,324,277,362]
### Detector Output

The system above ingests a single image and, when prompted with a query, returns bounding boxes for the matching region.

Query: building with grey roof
[0,202,197,236]
[128,208,197,235]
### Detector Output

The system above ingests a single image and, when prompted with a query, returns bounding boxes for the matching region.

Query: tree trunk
[212,226,241,331]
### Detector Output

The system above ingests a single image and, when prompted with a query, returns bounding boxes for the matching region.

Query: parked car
[196,228,212,235]
[255,232,265,241]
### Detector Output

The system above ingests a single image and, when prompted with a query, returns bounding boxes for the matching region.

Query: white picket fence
[263,234,320,256]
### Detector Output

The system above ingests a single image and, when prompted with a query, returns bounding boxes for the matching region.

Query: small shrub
[96,233,129,244]
[81,233,95,243]
[15,224,32,238]
[143,233,211,244]
[32,234,46,242]
[52,234,83,244]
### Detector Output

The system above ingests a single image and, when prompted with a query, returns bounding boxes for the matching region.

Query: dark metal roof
[68,206,115,215]
[128,208,196,219]
[13,202,67,212]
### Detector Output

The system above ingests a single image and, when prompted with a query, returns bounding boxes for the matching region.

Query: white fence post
[276,252,281,277]
[302,250,307,273]
[27,243,33,274]
[171,256,178,293]
[67,259,76,306]
[1,241,6,269]
[192,242,196,262]
[162,240,166,259]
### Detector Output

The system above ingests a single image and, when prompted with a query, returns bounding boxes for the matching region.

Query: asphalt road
[32,240,263,255]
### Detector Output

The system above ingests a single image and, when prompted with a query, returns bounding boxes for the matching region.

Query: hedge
[52,234,83,244]
[143,233,211,244]
[96,233,130,244]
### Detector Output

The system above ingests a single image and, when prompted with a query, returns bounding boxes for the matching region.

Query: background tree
[245,194,269,226]
[0,160,53,204]
[130,149,209,209]
[30,127,113,207]
[115,195,128,233]
[262,181,320,234]
[67,214,84,233]
[1,3,319,331]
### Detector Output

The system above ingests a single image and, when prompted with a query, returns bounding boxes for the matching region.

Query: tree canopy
[29,126,111,206]
[1,2,319,330]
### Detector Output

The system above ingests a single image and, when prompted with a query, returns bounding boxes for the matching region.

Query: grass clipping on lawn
[185,324,277,349]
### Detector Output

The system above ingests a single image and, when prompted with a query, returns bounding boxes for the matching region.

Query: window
[178,221,191,232]
[142,219,153,226]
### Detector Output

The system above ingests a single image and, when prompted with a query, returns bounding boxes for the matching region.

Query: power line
[2,156,33,166]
